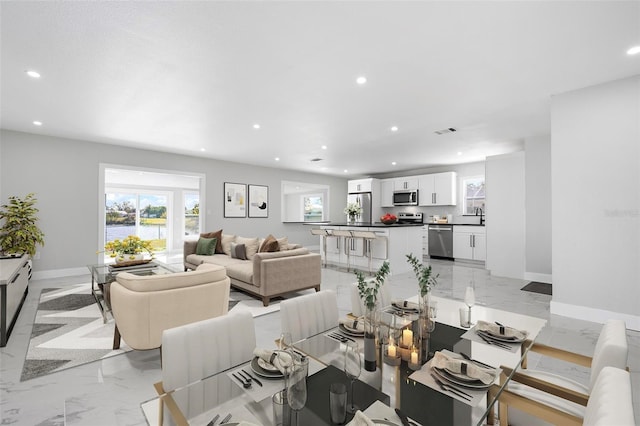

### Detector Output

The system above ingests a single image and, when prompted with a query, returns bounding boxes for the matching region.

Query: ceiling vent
[310,158,323,162]
[435,127,457,135]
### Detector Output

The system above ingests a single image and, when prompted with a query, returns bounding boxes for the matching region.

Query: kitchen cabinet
[422,225,429,257]
[393,177,419,191]
[348,178,374,193]
[418,172,457,206]
[453,226,486,261]
[380,179,395,207]
[1,255,29,346]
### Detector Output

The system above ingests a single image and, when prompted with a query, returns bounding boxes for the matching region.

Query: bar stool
[310,228,329,267]
[351,230,378,275]
[331,229,353,272]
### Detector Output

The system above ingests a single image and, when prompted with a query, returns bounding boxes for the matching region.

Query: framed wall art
[248,184,269,218]
[223,182,246,217]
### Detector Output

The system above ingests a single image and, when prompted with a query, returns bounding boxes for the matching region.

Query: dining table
[140,295,547,425]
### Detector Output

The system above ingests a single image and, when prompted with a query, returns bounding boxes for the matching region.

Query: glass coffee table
[88,260,177,323]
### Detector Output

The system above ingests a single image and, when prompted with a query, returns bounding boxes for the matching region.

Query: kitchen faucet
[475,207,485,225]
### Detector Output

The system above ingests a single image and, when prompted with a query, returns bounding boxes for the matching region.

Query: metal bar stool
[351,230,378,275]
[310,228,329,267]
[331,229,353,272]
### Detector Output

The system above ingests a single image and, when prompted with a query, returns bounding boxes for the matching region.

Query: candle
[411,350,418,364]
[388,344,397,357]
[402,329,413,347]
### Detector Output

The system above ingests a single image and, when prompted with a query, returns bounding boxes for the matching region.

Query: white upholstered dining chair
[280,289,339,342]
[350,282,392,318]
[498,319,628,426]
[154,311,256,425]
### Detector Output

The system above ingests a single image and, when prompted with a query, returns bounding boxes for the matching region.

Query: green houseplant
[0,193,45,257]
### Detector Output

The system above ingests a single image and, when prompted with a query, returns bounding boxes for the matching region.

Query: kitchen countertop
[309,222,425,228]
[426,223,485,227]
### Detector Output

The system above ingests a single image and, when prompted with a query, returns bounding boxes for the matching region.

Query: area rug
[20,283,132,381]
[521,281,552,295]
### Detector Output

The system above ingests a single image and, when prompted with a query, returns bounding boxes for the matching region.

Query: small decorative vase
[363,304,378,372]
[349,215,356,224]
[415,292,433,366]
[116,253,143,263]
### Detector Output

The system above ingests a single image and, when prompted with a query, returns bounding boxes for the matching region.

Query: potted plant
[0,193,45,257]
[406,253,438,364]
[355,260,390,372]
[104,235,154,262]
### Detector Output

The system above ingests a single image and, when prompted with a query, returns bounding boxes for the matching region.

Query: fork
[220,413,232,424]
[477,331,512,349]
[206,414,219,426]
[330,332,355,342]
[430,373,472,400]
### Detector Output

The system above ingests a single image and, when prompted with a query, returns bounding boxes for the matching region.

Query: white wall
[0,130,348,276]
[525,135,552,282]
[485,152,526,279]
[551,75,640,330]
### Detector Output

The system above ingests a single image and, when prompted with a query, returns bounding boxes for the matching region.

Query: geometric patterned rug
[20,284,132,381]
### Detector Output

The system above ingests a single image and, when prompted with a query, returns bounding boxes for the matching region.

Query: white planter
[115,253,143,263]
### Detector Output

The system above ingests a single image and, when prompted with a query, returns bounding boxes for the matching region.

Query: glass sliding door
[139,193,168,252]
[184,191,200,236]
[105,193,137,242]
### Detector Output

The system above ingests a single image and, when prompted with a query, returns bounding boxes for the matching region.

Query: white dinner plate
[433,367,493,389]
[477,329,526,343]
[250,357,283,379]
[339,323,364,337]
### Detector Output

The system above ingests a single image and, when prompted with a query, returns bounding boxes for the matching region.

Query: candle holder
[383,337,401,366]
[408,342,422,370]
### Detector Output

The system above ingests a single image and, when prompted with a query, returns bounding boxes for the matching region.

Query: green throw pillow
[196,237,217,255]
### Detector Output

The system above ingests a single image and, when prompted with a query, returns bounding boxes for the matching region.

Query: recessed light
[32,121,42,126]
[457,152,462,156]
[343,169,348,173]
[200,148,206,152]
[26,70,40,78]
[356,76,367,85]
[253,124,260,129]
[321,145,327,150]
[627,45,640,55]
[274,157,280,161]
[390,126,398,132]
[391,161,397,166]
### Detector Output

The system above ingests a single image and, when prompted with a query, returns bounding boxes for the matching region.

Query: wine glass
[343,340,361,414]
[464,285,476,326]
[278,332,294,383]
[287,356,308,426]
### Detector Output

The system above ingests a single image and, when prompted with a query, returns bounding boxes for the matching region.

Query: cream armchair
[111,263,230,350]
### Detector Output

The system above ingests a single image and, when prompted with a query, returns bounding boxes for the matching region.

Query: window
[462,176,485,215]
[184,191,200,236]
[303,195,324,222]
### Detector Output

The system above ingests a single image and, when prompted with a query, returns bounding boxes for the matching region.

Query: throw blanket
[476,320,528,341]
[432,351,496,384]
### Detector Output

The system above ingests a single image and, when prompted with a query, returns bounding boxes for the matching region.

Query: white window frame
[461,175,486,216]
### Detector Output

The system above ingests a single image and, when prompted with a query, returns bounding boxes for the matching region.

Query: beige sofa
[184,234,321,306]
[111,263,230,350]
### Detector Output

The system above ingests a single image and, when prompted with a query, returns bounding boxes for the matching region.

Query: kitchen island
[315,222,423,274]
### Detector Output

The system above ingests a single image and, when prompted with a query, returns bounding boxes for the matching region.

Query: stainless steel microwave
[393,190,418,206]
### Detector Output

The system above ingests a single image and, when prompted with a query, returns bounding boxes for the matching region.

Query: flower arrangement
[103,235,154,261]
[344,202,362,218]
[406,253,438,297]
[356,261,390,310]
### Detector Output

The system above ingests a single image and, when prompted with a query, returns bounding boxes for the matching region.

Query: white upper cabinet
[393,177,419,191]
[418,172,457,206]
[348,178,373,193]
[380,179,395,207]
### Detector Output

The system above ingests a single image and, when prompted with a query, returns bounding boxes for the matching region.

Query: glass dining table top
[141,296,547,426]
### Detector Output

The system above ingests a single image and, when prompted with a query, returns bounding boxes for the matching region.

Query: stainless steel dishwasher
[428,224,453,259]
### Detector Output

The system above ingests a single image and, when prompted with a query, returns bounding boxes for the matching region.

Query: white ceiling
[1,1,639,177]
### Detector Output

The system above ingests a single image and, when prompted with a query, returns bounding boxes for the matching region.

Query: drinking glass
[278,332,294,374]
[287,356,308,426]
[343,340,361,414]
[464,285,476,326]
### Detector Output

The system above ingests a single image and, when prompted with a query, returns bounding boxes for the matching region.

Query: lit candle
[402,329,413,347]
[411,350,418,364]
[388,343,397,358]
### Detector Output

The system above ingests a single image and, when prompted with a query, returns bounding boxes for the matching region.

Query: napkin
[347,410,375,426]
[252,348,293,374]
[339,317,365,332]
[432,351,496,384]
[391,299,419,311]
[476,320,527,341]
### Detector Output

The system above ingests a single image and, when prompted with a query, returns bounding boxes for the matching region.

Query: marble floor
[1,258,638,425]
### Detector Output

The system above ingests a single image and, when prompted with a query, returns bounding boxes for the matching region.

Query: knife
[395,408,411,426]
[242,368,263,387]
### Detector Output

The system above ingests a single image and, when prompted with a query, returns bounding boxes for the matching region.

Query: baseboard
[523,272,552,284]
[32,267,88,281]
[550,300,640,331]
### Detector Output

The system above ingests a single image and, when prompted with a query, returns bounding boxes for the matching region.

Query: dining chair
[350,282,392,318]
[280,289,339,342]
[497,319,628,426]
[154,310,256,425]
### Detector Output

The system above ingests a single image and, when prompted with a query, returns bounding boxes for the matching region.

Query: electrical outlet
[34,251,41,260]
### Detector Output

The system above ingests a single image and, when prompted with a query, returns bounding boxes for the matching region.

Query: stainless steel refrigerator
[347,192,372,223]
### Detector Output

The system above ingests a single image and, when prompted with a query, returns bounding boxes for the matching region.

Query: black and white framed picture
[223,182,246,217]
[248,184,269,218]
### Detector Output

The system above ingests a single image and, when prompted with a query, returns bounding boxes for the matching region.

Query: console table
[0,255,29,347]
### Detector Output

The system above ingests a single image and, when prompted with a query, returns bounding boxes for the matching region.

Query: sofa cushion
[196,237,217,255]
[236,236,259,259]
[225,262,254,286]
[277,236,289,251]
[115,263,227,292]
[230,242,247,260]
[201,230,223,254]
[221,234,236,255]
[259,234,280,253]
